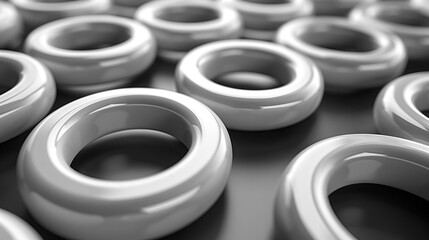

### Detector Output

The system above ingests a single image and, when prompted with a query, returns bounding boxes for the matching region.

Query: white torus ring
[276,17,407,92]
[0,2,23,49]
[275,134,429,240]
[135,0,242,61]
[0,209,42,240]
[10,0,111,30]
[176,39,324,131]
[24,15,156,93]
[220,0,313,40]
[374,72,429,145]
[350,1,429,61]
[17,88,232,240]
[311,0,376,16]
[0,50,56,144]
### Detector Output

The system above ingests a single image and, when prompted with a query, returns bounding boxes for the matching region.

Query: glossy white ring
[10,0,110,30]
[17,88,232,240]
[374,72,429,145]
[25,15,156,93]
[350,2,429,61]
[276,17,407,92]
[311,0,376,16]
[0,2,23,49]
[275,134,429,240]
[0,50,55,144]
[176,39,324,131]
[220,0,313,40]
[0,209,42,240]
[135,0,242,61]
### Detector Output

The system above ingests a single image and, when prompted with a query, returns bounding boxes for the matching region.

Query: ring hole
[58,103,195,181]
[241,0,291,4]
[199,49,294,90]
[156,6,219,23]
[71,130,188,181]
[49,23,131,51]
[373,6,429,27]
[330,184,429,239]
[413,93,429,118]
[297,24,380,52]
[0,60,20,95]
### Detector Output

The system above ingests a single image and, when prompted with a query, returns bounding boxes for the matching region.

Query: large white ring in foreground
[135,0,242,61]
[350,1,429,61]
[0,209,42,240]
[0,2,23,49]
[25,15,156,93]
[0,50,55,144]
[220,0,312,40]
[374,72,429,145]
[276,17,407,92]
[10,0,110,30]
[275,134,429,240]
[176,39,324,131]
[17,88,232,240]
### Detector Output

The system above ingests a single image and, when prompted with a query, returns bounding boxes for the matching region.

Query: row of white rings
[0,1,429,240]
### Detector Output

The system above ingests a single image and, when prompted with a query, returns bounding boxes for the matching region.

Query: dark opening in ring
[49,23,131,51]
[155,6,220,23]
[198,49,295,90]
[58,104,193,181]
[0,59,21,95]
[297,24,380,52]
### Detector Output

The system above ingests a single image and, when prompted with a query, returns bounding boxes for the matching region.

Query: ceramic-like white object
[176,39,324,131]
[135,0,242,61]
[0,2,23,49]
[351,1,429,60]
[276,17,407,92]
[311,0,376,16]
[18,88,232,240]
[24,15,156,93]
[0,209,42,240]
[0,50,56,143]
[276,134,429,240]
[374,72,429,145]
[220,0,313,40]
[10,0,111,30]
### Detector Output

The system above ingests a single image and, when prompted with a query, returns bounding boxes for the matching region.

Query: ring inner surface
[155,6,219,23]
[325,148,429,200]
[297,24,380,52]
[0,59,21,95]
[412,85,429,118]
[198,49,295,90]
[56,103,195,180]
[48,23,131,51]
[372,7,429,27]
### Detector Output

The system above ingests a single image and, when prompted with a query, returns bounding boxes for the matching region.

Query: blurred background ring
[0,209,42,240]
[24,15,156,94]
[135,0,242,61]
[176,39,324,131]
[350,1,429,61]
[110,0,151,18]
[17,88,232,240]
[9,0,111,31]
[0,50,55,144]
[311,0,376,16]
[219,0,313,40]
[276,17,407,92]
[275,134,429,240]
[0,2,23,50]
[374,72,429,145]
